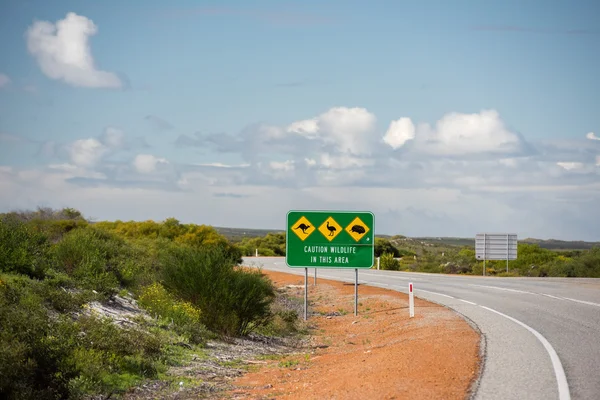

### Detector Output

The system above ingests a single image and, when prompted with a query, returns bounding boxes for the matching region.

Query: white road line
[480,305,571,400]
[460,299,477,305]
[417,289,455,299]
[471,284,600,308]
[470,284,536,295]
[562,297,600,308]
[541,293,564,300]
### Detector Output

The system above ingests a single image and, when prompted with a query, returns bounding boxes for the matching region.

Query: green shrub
[257,247,276,256]
[138,282,208,345]
[375,238,402,258]
[161,245,275,336]
[51,227,125,295]
[380,253,400,271]
[236,232,286,257]
[570,247,600,277]
[0,275,79,399]
[0,217,49,278]
[0,273,169,399]
[64,314,166,397]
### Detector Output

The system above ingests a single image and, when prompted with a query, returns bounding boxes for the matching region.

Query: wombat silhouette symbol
[350,225,366,234]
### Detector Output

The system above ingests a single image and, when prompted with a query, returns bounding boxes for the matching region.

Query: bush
[374,238,402,258]
[0,217,49,279]
[380,253,400,271]
[51,227,126,296]
[237,233,287,257]
[570,247,600,277]
[0,275,79,399]
[161,245,275,336]
[138,282,208,344]
[0,274,168,400]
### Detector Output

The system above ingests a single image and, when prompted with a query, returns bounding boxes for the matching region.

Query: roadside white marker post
[304,268,308,321]
[377,257,380,270]
[409,282,414,318]
[255,248,258,257]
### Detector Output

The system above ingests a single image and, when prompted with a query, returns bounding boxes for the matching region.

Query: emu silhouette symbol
[326,221,337,236]
[294,223,311,235]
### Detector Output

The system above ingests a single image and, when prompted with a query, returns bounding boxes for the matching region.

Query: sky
[0,0,599,241]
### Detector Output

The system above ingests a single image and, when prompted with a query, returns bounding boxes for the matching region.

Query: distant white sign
[475,233,518,261]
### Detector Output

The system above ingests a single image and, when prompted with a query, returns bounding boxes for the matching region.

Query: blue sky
[0,0,599,240]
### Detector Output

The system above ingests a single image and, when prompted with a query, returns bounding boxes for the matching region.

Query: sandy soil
[228,270,482,400]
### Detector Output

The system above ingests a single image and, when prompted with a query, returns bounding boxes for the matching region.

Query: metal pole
[506,234,509,273]
[304,268,308,321]
[314,268,317,285]
[354,268,358,316]
[483,234,486,276]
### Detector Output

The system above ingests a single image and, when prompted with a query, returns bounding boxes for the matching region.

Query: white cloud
[0,73,10,88]
[99,127,125,149]
[68,138,107,167]
[557,162,584,171]
[412,109,523,156]
[194,162,251,168]
[26,12,121,88]
[3,105,600,240]
[287,118,319,138]
[269,160,294,171]
[383,117,415,149]
[316,107,377,154]
[318,153,374,169]
[47,163,106,179]
[287,107,377,155]
[133,154,169,174]
[498,158,520,168]
[586,132,599,141]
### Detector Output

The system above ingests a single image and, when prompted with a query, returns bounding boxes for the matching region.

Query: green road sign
[286,210,375,268]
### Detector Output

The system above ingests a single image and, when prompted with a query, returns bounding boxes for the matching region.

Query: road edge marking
[479,305,571,400]
[417,289,455,299]
[562,297,600,308]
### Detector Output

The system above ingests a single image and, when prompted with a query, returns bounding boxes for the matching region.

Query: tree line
[236,232,600,277]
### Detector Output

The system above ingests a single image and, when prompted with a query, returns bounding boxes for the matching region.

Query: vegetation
[160,244,275,336]
[236,232,286,256]
[0,208,294,400]
[227,231,600,278]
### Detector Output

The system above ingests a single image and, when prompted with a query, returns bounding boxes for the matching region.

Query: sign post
[286,210,375,319]
[475,233,518,275]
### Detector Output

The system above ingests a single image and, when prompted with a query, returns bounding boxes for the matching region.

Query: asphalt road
[243,257,600,400]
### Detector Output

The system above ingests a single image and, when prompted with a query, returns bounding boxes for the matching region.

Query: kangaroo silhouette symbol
[295,223,311,234]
